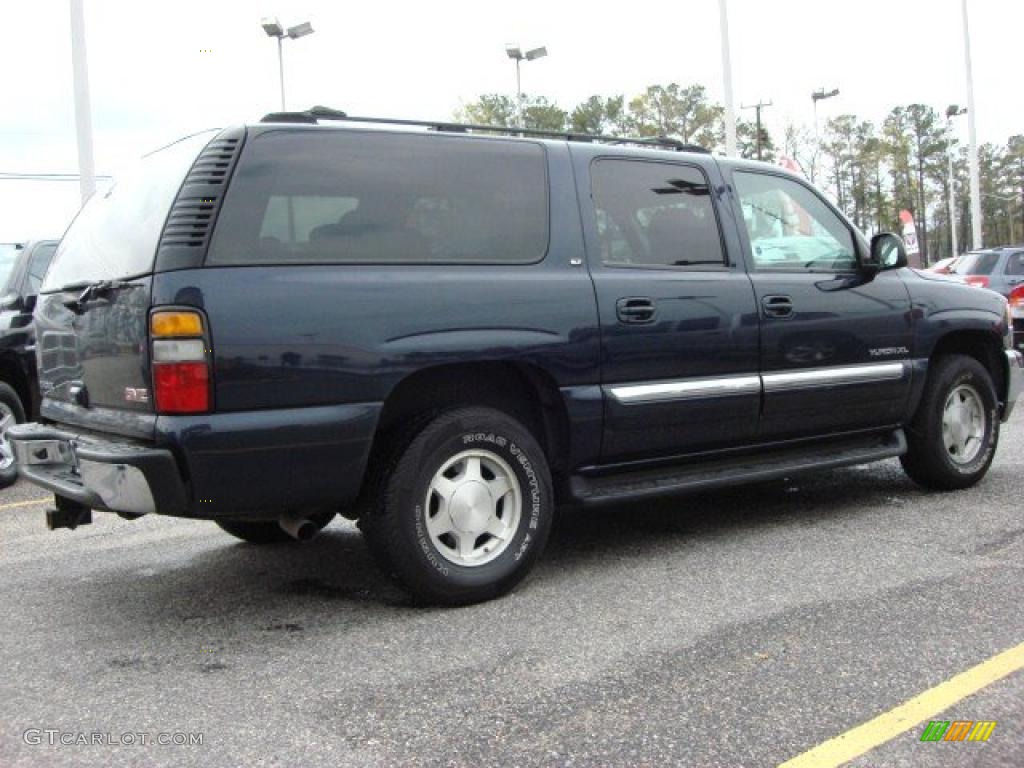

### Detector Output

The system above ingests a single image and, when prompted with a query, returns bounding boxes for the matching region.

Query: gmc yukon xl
[10,109,1023,604]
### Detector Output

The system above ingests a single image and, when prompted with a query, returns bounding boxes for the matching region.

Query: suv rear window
[42,131,217,292]
[206,130,549,265]
[951,251,1000,276]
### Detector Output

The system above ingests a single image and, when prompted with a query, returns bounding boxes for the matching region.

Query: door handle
[616,297,656,324]
[762,294,794,319]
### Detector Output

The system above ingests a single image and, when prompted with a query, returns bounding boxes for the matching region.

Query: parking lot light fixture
[505,43,548,126]
[262,17,314,111]
[811,87,840,140]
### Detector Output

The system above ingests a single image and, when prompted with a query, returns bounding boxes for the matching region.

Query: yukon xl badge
[869,346,910,357]
[124,387,149,404]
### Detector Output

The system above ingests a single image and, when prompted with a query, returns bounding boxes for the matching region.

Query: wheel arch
[356,361,572,510]
[926,329,1007,408]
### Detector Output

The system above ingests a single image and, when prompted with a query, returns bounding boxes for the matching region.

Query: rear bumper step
[7,423,188,516]
[570,429,907,506]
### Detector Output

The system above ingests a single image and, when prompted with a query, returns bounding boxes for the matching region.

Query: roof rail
[259,106,710,153]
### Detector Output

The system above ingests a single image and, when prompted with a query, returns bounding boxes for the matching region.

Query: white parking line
[0,497,50,511]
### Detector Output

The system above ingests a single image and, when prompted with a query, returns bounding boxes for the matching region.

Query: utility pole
[718,0,737,157]
[69,0,96,206]
[962,0,982,248]
[945,105,967,258]
[741,100,772,161]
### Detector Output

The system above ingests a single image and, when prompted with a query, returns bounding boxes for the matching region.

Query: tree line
[456,86,1023,262]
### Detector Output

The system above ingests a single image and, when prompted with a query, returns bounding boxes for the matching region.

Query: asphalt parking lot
[0,415,1021,768]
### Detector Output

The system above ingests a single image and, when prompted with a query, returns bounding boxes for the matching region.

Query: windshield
[41,131,217,292]
[951,251,1000,276]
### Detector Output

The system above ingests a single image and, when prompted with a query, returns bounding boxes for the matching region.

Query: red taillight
[150,310,210,414]
[964,275,990,288]
[1009,285,1024,308]
[152,362,209,413]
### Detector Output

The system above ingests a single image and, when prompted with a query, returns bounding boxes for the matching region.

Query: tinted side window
[734,171,857,272]
[1003,252,1024,275]
[208,131,548,265]
[590,159,725,268]
[25,243,57,295]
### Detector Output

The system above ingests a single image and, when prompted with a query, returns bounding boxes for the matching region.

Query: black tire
[0,381,26,490]
[216,509,336,544]
[360,407,554,606]
[900,354,999,491]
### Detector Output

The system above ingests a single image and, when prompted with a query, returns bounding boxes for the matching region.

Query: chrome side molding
[761,362,906,392]
[608,361,908,405]
[609,375,761,404]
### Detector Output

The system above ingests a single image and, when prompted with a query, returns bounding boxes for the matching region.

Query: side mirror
[866,233,908,273]
[23,294,37,313]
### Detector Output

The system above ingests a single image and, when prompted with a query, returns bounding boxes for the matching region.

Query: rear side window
[952,252,1000,276]
[590,159,725,268]
[1003,252,1024,275]
[207,130,549,265]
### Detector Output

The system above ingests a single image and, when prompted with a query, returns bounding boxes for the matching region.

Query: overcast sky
[1,0,1020,242]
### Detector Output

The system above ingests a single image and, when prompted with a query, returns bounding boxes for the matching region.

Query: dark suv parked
[0,240,58,487]
[9,111,1022,604]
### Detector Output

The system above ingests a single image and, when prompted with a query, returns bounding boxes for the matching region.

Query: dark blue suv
[10,111,1023,604]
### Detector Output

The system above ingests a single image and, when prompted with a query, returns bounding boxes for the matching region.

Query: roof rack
[259,105,710,154]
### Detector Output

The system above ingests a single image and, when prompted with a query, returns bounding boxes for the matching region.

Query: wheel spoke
[430,476,459,502]
[485,516,509,541]
[426,510,454,538]
[455,530,476,559]
[463,455,482,482]
[486,476,512,503]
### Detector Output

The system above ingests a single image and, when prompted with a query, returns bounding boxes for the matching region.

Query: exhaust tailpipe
[278,512,318,542]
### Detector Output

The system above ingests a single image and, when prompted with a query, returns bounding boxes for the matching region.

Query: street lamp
[945,104,968,257]
[262,17,315,111]
[811,87,840,141]
[505,44,547,126]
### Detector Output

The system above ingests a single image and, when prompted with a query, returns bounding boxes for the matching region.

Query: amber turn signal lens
[151,310,203,337]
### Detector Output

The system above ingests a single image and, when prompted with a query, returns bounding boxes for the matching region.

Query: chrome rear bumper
[7,423,188,516]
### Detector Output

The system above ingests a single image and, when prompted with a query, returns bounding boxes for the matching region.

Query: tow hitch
[45,497,92,530]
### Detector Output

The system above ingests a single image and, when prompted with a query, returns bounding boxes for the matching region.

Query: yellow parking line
[779,641,1024,768]
[0,497,50,511]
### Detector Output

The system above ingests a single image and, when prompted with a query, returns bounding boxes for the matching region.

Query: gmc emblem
[124,387,149,404]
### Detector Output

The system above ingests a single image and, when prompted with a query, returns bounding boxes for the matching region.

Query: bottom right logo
[920,720,997,742]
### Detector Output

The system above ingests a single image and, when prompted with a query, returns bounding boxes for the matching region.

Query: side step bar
[570,429,907,506]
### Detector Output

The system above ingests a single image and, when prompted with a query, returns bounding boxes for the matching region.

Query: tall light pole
[505,44,547,127]
[718,0,737,156]
[811,87,840,141]
[69,0,96,206]
[945,105,967,258]
[261,18,314,111]
[961,0,982,248]
[741,99,772,161]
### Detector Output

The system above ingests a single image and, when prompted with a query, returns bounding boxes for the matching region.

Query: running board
[570,429,907,506]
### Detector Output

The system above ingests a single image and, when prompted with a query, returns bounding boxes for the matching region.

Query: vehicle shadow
[131,460,920,617]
